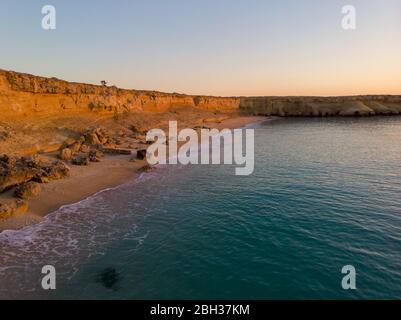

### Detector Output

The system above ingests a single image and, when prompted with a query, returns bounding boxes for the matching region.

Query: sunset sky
[1,0,400,96]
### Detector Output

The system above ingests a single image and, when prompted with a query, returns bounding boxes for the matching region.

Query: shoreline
[0,115,265,231]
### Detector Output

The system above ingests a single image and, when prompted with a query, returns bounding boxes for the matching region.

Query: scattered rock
[0,199,28,219]
[118,130,126,137]
[136,149,147,160]
[0,155,41,193]
[103,148,132,155]
[89,150,104,162]
[139,164,153,173]
[63,138,77,146]
[80,144,91,153]
[86,132,101,145]
[129,125,145,136]
[72,154,90,166]
[69,142,83,154]
[14,182,41,200]
[59,148,73,160]
[34,160,70,183]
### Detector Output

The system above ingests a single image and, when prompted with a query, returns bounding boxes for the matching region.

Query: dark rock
[103,148,132,155]
[136,149,147,160]
[72,154,90,166]
[97,268,120,289]
[89,150,104,162]
[139,164,153,173]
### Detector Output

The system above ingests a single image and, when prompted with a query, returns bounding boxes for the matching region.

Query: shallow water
[1,117,401,299]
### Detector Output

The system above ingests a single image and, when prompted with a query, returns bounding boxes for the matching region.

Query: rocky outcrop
[0,69,239,121]
[72,154,90,166]
[239,96,401,117]
[0,199,28,219]
[0,155,70,192]
[14,182,41,200]
[1,69,400,119]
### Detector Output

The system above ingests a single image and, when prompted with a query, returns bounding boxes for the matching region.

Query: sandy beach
[0,116,264,231]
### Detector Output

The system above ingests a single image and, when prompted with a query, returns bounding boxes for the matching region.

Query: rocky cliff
[239,96,401,117]
[1,69,400,120]
[0,69,240,120]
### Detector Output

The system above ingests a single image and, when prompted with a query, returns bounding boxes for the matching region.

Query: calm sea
[1,117,401,299]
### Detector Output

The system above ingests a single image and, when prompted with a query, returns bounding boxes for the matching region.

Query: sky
[0,0,400,96]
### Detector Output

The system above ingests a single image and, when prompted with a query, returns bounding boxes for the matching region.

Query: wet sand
[0,116,265,231]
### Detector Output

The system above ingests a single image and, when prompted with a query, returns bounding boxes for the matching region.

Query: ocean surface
[1,117,401,299]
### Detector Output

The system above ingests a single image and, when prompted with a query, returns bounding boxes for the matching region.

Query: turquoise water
[1,117,401,299]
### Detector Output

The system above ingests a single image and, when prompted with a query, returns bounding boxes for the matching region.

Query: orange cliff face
[0,69,240,121]
[1,69,401,121]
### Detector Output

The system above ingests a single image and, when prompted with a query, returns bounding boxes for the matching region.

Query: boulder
[103,148,132,155]
[85,131,101,145]
[14,182,41,200]
[136,149,147,160]
[59,148,73,160]
[69,142,82,154]
[1,155,71,191]
[89,150,104,162]
[139,164,153,173]
[63,138,77,147]
[0,199,28,219]
[0,155,41,193]
[34,160,70,183]
[80,144,91,153]
[72,154,90,166]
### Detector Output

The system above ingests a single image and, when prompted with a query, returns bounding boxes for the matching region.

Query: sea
[1,117,401,299]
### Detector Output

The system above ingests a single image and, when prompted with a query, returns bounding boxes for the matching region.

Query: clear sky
[0,0,400,96]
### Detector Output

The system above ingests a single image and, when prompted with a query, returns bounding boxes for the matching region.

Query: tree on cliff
[101,80,107,87]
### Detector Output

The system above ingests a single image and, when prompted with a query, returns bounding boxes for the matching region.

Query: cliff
[1,69,400,121]
[239,96,401,117]
[0,69,240,120]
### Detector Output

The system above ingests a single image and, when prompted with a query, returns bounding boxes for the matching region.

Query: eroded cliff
[0,69,240,120]
[1,69,400,121]
[240,96,401,117]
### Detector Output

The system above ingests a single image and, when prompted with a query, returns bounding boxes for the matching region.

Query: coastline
[0,115,265,231]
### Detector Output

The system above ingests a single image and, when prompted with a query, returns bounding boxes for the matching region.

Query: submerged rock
[97,268,121,289]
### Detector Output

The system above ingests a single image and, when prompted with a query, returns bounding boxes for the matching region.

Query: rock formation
[239,96,401,117]
[0,155,70,192]
[0,199,28,219]
[14,182,41,200]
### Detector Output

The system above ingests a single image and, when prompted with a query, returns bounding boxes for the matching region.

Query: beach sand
[0,116,265,231]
